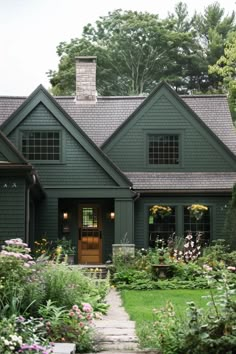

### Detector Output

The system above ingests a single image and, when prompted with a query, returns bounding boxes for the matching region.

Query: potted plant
[55,238,76,264]
[187,204,208,220]
[150,205,172,219]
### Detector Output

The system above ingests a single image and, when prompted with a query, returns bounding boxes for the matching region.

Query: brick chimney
[75,56,97,104]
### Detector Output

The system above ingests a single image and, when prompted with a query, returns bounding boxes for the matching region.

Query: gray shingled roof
[0,93,236,156]
[126,172,236,191]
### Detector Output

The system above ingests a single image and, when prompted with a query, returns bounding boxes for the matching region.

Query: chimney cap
[76,56,97,62]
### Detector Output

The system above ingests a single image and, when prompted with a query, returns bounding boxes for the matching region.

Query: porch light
[63,212,69,220]
[110,212,115,220]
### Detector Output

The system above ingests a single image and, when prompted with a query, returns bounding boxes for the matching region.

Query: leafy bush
[0,315,52,354]
[41,263,109,313]
[139,271,236,353]
[38,300,94,352]
[0,255,32,316]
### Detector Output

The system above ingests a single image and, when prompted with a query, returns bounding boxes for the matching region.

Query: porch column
[113,198,135,256]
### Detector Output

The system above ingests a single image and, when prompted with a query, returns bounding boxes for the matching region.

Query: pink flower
[72,305,79,311]
[227,266,236,272]
[69,311,75,317]
[82,303,93,313]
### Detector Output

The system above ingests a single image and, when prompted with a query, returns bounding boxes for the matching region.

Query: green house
[0,56,236,263]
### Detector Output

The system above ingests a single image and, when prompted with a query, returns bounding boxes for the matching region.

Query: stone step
[96,327,137,335]
[98,341,139,351]
[52,343,76,354]
[95,320,136,328]
[97,335,138,342]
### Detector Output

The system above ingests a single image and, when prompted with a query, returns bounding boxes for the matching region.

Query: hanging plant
[150,205,172,219]
[187,204,208,220]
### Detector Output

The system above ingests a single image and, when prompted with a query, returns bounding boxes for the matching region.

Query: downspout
[133,191,140,202]
[25,173,36,245]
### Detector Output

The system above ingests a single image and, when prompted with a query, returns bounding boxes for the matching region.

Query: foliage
[54,238,76,255]
[125,272,236,353]
[34,237,51,257]
[0,238,109,353]
[38,300,94,352]
[0,315,52,354]
[0,253,33,317]
[187,204,208,220]
[224,184,236,247]
[150,205,172,218]
[209,31,236,120]
[48,4,236,96]
[41,262,109,313]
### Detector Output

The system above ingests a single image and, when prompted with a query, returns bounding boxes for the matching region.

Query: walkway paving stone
[93,288,139,352]
[86,288,159,353]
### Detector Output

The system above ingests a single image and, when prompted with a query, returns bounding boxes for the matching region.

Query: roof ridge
[0,95,27,99]
[181,94,227,98]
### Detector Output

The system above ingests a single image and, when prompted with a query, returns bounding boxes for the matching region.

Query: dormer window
[21,131,61,161]
[148,134,179,165]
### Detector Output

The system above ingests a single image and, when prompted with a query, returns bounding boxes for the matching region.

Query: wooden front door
[78,205,102,264]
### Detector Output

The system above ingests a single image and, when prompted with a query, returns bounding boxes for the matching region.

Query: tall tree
[48,9,198,95]
[48,4,235,96]
[209,31,236,120]
[193,2,236,91]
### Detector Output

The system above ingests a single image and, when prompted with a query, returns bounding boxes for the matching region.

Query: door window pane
[82,208,98,228]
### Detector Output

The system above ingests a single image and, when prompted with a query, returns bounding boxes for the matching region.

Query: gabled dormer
[102,82,236,172]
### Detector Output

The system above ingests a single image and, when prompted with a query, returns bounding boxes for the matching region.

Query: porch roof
[126,172,236,191]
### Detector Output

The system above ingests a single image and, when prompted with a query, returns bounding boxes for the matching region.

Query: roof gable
[1,85,131,187]
[0,130,29,164]
[102,82,236,168]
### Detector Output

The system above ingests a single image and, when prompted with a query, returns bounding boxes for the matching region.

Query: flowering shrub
[1,238,35,267]
[34,238,50,257]
[0,316,52,354]
[188,204,208,220]
[39,300,94,352]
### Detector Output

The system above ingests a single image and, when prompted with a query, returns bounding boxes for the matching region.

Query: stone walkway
[89,288,159,354]
[93,288,139,353]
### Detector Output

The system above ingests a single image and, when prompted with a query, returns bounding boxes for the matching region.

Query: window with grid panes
[149,206,176,247]
[21,131,60,161]
[184,206,210,243]
[149,134,179,165]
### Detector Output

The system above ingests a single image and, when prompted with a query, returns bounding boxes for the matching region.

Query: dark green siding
[9,103,118,187]
[134,195,230,248]
[105,94,235,172]
[36,197,114,262]
[0,152,8,161]
[36,195,58,241]
[0,177,25,241]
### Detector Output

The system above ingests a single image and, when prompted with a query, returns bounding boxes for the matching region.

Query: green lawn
[120,289,212,322]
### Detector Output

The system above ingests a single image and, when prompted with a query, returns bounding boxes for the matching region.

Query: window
[148,134,179,165]
[184,206,210,244]
[21,131,60,161]
[149,206,176,247]
[82,207,98,228]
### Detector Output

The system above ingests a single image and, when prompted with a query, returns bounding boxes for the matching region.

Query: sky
[0,0,236,96]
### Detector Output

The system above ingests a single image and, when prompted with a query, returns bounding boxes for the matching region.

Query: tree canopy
[48,2,236,96]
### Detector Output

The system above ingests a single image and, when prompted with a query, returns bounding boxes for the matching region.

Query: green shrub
[139,271,236,353]
[0,256,32,316]
[41,263,109,313]
[38,300,94,352]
